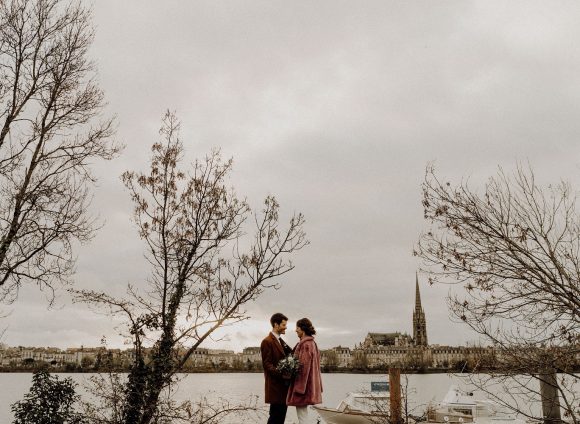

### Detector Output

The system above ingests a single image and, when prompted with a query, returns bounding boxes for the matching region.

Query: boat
[313,382,390,424]
[426,386,538,424]
[314,384,540,424]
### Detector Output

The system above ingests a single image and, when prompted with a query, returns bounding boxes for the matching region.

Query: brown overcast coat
[261,333,289,404]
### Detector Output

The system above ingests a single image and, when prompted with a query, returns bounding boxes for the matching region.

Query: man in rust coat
[261,312,293,424]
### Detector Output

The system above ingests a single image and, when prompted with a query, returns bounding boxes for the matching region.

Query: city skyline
[2,272,497,351]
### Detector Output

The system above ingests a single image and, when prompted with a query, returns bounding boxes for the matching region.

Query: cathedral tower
[413,273,428,346]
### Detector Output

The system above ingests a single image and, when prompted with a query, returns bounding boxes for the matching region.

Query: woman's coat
[286,335,323,406]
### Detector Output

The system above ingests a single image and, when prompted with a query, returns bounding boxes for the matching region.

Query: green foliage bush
[11,370,86,424]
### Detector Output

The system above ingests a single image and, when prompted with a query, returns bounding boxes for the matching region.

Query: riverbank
[4,364,576,374]
[0,367,476,374]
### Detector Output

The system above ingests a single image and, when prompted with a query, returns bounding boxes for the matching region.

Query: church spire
[413,272,428,346]
[415,272,422,311]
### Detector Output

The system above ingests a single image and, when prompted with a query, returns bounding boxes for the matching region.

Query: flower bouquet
[276,354,301,377]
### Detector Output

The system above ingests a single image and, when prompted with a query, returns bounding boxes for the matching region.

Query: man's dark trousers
[267,403,287,424]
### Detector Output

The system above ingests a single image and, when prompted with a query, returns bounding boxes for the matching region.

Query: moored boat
[315,384,543,424]
[313,383,390,424]
[426,386,540,424]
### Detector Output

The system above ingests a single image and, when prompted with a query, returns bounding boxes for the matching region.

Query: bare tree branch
[0,0,120,302]
[77,111,307,424]
[416,163,579,423]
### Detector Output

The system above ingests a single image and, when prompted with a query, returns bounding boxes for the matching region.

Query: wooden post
[539,369,562,424]
[390,367,402,424]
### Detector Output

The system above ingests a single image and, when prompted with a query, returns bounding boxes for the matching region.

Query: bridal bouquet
[276,355,301,377]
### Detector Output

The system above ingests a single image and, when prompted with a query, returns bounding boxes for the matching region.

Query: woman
[287,318,323,424]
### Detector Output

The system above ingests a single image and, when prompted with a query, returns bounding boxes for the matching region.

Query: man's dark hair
[270,313,288,327]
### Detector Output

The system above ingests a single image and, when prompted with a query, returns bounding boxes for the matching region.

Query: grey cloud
[4,0,580,351]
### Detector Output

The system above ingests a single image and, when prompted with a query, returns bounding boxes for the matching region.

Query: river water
[0,372,573,423]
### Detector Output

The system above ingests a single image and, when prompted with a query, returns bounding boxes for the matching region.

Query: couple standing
[261,313,323,424]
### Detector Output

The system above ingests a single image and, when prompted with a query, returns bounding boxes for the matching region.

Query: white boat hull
[426,386,541,424]
[313,405,389,424]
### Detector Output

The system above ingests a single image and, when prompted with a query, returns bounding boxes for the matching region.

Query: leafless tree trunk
[416,164,579,423]
[77,112,307,424]
[0,0,119,302]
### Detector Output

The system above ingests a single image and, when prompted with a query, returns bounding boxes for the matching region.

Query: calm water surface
[0,372,568,423]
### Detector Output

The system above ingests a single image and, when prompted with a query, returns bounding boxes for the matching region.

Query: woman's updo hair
[296,318,316,336]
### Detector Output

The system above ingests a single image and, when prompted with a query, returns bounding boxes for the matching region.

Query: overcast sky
[4,0,580,352]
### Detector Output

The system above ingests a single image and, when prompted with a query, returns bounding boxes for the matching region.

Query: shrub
[11,370,86,424]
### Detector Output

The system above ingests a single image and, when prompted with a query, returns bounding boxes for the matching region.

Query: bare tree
[416,164,579,423]
[82,372,265,424]
[77,112,307,424]
[0,0,119,302]
[182,395,266,424]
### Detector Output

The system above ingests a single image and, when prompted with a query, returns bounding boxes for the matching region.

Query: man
[261,312,293,424]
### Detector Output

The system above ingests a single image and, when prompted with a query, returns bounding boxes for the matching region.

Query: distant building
[363,273,427,349]
[321,346,352,368]
[239,347,261,370]
[412,273,428,346]
[188,348,210,367]
[241,347,261,362]
[332,346,352,368]
[362,332,411,348]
